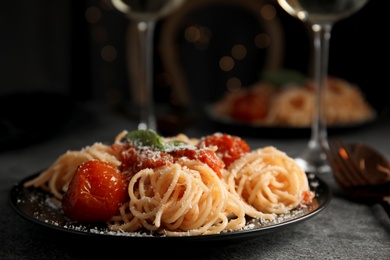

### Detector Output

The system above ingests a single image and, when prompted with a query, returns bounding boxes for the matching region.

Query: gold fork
[324,138,390,217]
[327,139,371,187]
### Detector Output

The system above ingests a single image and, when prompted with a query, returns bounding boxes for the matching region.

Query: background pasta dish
[212,74,376,127]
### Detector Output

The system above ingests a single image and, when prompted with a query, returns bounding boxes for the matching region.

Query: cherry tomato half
[62,159,128,222]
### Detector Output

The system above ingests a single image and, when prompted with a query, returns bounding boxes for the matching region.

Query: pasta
[24,142,121,199]
[109,159,246,236]
[213,76,376,127]
[266,86,314,127]
[225,146,313,216]
[24,130,314,236]
[267,77,376,126]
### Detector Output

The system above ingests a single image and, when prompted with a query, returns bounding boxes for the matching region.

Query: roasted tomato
[170,148,225,178]
[230,91,269,121]
[120,143,173,178]
[62,159,128,222]
[121,143,225,179]
[198,133,250,167]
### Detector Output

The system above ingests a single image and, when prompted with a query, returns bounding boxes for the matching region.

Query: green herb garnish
[164,140,196,152]
[126,129,196,151]
[126,129,164,149]
[261,69,306,87]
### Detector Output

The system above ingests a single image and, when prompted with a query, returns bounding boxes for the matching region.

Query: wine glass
[111,0,186,131]
[276,0,368,174]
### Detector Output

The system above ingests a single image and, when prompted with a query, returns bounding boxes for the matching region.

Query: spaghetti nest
[109,159,246,236]
[23,143,121,199]
[225,146,314,216]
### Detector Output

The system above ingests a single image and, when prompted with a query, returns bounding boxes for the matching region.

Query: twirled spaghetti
[109,159,246,236]
[225,146,313,216]
[24,142,121,199]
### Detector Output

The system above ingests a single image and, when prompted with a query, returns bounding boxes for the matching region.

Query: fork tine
[336,139,371,186]
[330,139,368,186]
[326,138,357,188]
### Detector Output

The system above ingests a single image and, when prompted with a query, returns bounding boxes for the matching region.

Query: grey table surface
[1,103,390,260]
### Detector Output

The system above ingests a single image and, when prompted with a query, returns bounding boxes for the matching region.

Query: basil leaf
[261,69,306,87]
[126,129,164,149]
[164,140,196,152]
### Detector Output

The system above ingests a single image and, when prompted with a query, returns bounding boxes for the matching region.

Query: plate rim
[9,172,331,242]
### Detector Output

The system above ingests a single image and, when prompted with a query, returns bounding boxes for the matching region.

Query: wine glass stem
[296,23,332,174]
[300,23,332,173]
[137,20,156,131]
[310,23,331,151]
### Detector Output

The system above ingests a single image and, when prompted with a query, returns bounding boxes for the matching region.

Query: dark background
[0,0,388,117]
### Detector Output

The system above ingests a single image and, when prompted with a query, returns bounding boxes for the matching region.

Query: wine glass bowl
[111,0,187,131]
[111,0,186,21]
[277,0,368,24]
[276,0,368,174]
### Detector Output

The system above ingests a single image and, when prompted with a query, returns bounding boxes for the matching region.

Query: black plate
[205,105,377,138]
[9,172,331,248]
